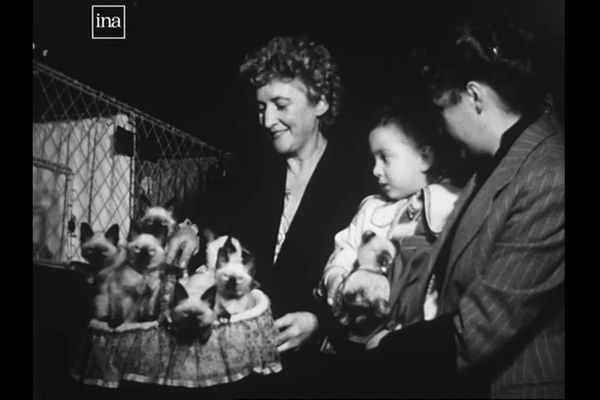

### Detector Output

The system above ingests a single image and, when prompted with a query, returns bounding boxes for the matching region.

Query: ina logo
[92,5,126,39]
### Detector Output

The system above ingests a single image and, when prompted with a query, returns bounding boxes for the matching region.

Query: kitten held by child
[335,230,398,339]
[320,101,465,350]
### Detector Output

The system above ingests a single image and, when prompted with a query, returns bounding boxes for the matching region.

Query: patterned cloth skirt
[68,289,282,388]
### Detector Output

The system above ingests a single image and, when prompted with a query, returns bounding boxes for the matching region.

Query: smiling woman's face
[256,78,327,157]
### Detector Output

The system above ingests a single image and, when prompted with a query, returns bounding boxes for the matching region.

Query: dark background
[32,0,564,156]
[32,2,564,398]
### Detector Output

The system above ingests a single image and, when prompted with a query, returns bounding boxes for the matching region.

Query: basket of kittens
[315,230,438,354]
[68,204,282,389]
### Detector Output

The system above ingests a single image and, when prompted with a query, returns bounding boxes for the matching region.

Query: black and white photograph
[33,1,564,398]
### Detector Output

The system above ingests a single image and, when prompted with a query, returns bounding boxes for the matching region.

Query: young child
[318,100,468,349]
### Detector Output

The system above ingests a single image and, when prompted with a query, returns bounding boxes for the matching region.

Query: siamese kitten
[213,236,259,321]
[337,230,398,336]
[80,222,127,320]
[80,222,126,274]
[106,221,168,327]
[170,267,217,343]
[138,194,178,239]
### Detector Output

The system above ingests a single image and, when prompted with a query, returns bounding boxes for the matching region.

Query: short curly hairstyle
[239,36,343,133]
[413,14,546,114]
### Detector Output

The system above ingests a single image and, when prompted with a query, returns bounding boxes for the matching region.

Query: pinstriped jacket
[427,110,564,398]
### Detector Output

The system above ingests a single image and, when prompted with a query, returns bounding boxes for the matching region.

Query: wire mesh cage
[33,60,231,268]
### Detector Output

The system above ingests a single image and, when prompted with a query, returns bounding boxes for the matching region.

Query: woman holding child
[315,98,469,397]
[228,35,469,398]
[319,99,468,351]
[321,12,564,399]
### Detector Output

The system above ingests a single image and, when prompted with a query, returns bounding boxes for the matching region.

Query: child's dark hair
[372,98,471,187]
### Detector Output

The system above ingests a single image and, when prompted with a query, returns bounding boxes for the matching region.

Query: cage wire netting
[33,60,231,268]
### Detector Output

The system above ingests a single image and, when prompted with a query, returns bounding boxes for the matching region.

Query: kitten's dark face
[81,241,117,265]
[356,230,397,271]
[80,223,119,268]
[138,194,177,238]
[174,298,215,327]
[140,208,176,238]
[172,284,217,343]
[215,263,254,299]
[126,233,166,272]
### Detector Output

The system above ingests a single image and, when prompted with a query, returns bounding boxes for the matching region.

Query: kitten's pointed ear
[242,249,256,276]
[203,228,217,243]
[80,222,94,243]
[223,236,236,254]
[138,194,152,218]
[361,230,376,244]
[164,197,177,215]
[105,224,120,246]
[216,242,230,269]
[174,282,189,303]
[201,285,217,309]
[128,219,141,241]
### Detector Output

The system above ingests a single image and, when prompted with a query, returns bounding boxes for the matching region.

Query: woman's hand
[274,312,319,353]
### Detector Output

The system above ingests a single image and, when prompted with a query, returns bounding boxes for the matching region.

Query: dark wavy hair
[372,98,472,187]
[413,14,546,114]
[239,36,343,134]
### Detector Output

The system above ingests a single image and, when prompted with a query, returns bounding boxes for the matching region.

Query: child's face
[369,124,431,201]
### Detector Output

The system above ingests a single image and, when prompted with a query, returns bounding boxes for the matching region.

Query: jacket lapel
[439,113,558,298]
[263,155,287,268]
[274,144,332,268]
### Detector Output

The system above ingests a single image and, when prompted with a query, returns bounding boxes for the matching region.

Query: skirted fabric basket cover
[69,289,282,388]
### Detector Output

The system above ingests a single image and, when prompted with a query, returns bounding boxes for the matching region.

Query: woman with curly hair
[225,36,374,397]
